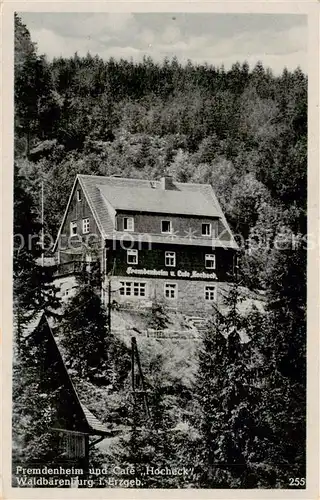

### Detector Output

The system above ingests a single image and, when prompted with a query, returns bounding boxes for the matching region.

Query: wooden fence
[111,327,201,340]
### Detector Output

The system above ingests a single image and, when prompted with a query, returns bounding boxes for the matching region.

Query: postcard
[1,1,319,499]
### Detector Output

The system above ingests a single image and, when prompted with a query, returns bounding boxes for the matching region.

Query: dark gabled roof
[79,175,238,248]
[53,174,238,250]
[80,404,111,435]
[26,313,111,436]
[97,183,220,217]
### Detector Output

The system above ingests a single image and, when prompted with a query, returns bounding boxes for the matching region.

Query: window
[123,217,134,232]
[70,221,77,236]
[77,190,81,202]
[164,283,178,299]
[161,220,172,234]
[82,218,90,234]
[119,281,146,297]
[165,251,176,267]
[205,254,216,269]
[205,285,217,301]
[202,223,211,236]
[133,282,145,297]
[120,282,132,296]
[127,249,138,265]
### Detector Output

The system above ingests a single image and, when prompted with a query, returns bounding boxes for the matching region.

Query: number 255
[289,478,306,487]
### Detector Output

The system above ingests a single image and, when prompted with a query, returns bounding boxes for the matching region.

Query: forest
[13,13,307,489]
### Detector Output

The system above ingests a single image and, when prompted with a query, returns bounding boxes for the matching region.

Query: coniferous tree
[59,262,128,386]
[258,240,306,483]
[13,164,60,345]
[14,13,38,156]
[194,284,268,488]
[59,263,109,379]
[15,15,56,154]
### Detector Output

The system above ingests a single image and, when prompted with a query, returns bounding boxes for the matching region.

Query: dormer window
[202,223,211,236]
[124,217,134,232]
[161,220,172,234]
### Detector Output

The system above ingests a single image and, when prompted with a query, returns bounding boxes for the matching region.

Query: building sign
[126,267,217,280]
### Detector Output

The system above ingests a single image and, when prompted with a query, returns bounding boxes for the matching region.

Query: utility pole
[107,259,116,333]
[41,180,44,268]
[108,277,111,332]
[17,297,21,355]
[131,337,136,395]
[131,337,150,419]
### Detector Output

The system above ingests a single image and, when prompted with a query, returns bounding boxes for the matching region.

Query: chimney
[160,175,175,190]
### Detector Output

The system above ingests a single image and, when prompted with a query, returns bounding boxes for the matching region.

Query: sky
[19,12,308,74]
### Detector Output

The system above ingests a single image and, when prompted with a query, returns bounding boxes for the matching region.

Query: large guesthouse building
[53,175,238,314]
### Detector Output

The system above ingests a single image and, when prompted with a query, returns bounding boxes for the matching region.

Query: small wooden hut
[22,313,114,478]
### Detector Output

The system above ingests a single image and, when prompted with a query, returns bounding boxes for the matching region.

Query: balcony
[54,260,86,277]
